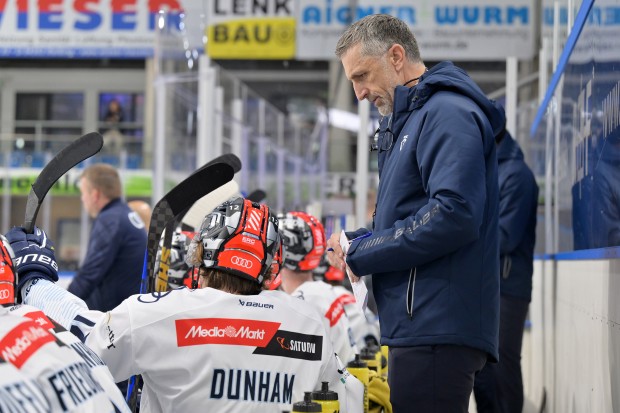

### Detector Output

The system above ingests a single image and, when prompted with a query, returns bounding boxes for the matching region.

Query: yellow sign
[207,17,296,59]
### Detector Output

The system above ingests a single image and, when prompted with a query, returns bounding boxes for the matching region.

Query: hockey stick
[246,188,267,203]
[143,154,241,294]
[154,154,241,293]
[24,132,103,233]
[181,180,240,230]
[128,155,239,411]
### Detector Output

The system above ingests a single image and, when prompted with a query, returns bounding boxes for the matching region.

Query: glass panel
[532,0,620,252]
[98,92,145,163]
[13,93,85,166]
[16,93,84,121]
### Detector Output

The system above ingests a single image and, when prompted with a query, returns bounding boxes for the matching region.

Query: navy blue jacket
[496,131,538,301]
[592,142,620,248]
[68,198,147,312]
[347,62,502,361]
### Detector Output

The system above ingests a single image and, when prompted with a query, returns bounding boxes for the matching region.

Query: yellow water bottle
[381,345,389,377]
[360,347,380,375]
[292,392,322,412]
[347,354,369,413]
[311,381,339,413]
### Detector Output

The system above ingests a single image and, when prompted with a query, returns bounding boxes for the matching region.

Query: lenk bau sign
[207,0,295,59]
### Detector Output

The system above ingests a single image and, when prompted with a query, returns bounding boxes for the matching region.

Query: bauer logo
[254,330,323,361]
[238,299,274,309]
[0,320,55,368]
[175,318,280,347]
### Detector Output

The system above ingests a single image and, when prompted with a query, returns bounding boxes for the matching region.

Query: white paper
[340,230,368,313]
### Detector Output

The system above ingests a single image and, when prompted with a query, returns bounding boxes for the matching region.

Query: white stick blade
[182,180,240,230]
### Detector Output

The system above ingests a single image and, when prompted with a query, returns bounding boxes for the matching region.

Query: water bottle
[311,381,339,413]
[347,354,369,413]
[292,391,322,412]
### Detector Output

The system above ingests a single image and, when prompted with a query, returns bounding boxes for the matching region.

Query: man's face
[341,43,401,116]
[78,177,99,218]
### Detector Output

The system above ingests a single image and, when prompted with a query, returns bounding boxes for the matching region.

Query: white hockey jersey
[0,305,130,412]
[331,285,381,349]
[292,280,359,364]
[24,280,364,413]
[0,353,51,412]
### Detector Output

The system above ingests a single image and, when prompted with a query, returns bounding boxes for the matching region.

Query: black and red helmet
[314,254,345,283]
[277,211,326,271]
[187,197,282,285]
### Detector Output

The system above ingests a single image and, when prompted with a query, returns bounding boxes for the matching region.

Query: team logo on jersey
[325,294,356,327]
[0,320,55,368]
[253,330,322,361]
[175,318,280,347]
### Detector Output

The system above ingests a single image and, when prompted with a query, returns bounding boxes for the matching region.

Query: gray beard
[378,104,393,117]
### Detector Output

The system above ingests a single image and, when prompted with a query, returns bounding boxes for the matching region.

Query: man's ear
[388,44,406,71]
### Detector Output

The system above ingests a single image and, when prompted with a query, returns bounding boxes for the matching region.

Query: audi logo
[231,256,253,269]
[0,289,11,299]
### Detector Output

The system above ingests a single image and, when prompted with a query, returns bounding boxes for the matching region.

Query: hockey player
[155,227,195,289]
[277,211,358,364]
[0,234,130,412]
[6,198,364,413]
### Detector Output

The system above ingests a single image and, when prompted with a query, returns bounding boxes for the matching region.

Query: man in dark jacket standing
[327,14,503,412]
[474,119,539,413]
[69,163,147,312]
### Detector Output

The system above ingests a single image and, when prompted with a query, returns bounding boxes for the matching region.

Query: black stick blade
[144,162,235,293]
[246,189,267,203]
[24,132,103,233]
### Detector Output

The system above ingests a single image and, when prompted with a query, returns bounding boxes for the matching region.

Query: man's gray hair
[335,14,421,62]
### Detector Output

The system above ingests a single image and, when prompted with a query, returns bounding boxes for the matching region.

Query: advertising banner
[0,0,201,58]
[296,0,535,61]
[205,0,296,59]
[1,0,537,60]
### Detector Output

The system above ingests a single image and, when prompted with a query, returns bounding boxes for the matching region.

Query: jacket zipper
[406,267,417,320]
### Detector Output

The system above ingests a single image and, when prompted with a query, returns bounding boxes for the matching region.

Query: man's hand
[326,233,360,283]
[5,226,59,299]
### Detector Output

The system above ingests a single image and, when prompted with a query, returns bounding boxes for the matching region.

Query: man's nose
[353,83,368,101]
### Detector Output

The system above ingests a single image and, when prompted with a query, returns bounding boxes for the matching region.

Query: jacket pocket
[406,268,417,319]
[501,256,512,279]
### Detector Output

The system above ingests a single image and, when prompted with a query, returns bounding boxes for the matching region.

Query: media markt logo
[0,321,55,368]
[175,318,281,347]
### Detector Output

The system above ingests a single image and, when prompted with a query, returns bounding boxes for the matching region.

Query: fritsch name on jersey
[47,361,105,411]
[210,368,294,404]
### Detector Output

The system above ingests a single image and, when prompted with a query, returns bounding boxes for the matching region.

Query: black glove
[5,226,58,298]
